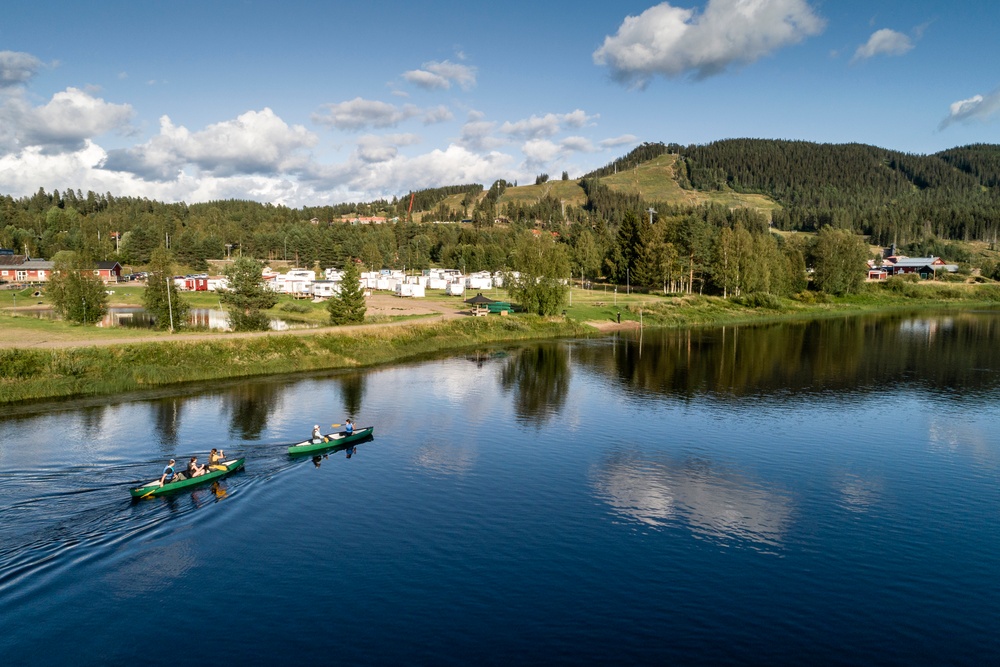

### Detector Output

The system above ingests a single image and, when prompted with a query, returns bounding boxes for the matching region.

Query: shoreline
[2,291,999,405]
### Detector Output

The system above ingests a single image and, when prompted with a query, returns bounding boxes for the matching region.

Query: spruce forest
[3,139,1000,299]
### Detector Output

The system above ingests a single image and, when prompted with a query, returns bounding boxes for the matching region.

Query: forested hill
[4,139,1000,272]
[675,139,1000,244]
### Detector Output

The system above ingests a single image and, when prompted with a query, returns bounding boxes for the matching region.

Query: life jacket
[163,465,175,481]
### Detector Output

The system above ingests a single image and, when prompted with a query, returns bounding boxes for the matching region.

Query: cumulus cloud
[349,144,514,196]
[600,134,639,148]
[311,97,421,131]
[594,0,825,87]
[940,89,1000,130]
[356,133,421,164]
[403,60,477,91]
[0,87,134,154]
[500,110,597,140]
[521,136,596,168]
[422,105,454,124]
[852,29,914,63]
[102,108,316,181]
[560,136,595,153]
[0,50,43,88]
[458,117,503,152]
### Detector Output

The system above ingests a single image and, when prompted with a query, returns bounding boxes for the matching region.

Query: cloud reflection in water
[592,450,793,550]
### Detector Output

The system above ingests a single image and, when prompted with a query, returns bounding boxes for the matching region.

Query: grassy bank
[571,280,1000,328]
[0,315,591,404]
[3,278,999,405]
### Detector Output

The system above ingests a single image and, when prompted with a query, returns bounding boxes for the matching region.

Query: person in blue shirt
[344,419,354,436]
[159,459,176,486]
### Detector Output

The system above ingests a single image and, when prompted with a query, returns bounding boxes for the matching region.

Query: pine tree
[327,260,366,325]
[220,257,278,331]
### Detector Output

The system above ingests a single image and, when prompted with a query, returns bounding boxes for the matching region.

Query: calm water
[22,307,308,330]
[2,310,1000,665]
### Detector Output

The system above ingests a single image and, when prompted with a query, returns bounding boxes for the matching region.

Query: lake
[19,306,311,330]
[2,309,999,665]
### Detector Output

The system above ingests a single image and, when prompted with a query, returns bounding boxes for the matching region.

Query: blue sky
[0,0,997,207]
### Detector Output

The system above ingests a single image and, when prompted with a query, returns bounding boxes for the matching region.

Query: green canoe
[130,458,245,498]
[288,426,374,455]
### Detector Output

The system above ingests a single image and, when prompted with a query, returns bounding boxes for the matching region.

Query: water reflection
[224,383,283,440]
[339,372,366,419]
[835,473,883,514]
[151,397,185,449]
[21,306,306,331]
[413,440,476,476]
[592,449,793,549]
[78,405,107,440]
[576,311,1000,402]
[500,344,571,426]
[104,539,196,601]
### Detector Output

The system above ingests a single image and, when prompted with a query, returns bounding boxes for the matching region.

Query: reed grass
[0,316,591,404]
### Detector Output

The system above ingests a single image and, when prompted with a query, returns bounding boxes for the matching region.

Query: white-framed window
[16,270,27,281]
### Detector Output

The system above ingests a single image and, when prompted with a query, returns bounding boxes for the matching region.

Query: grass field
[0,315,592,404]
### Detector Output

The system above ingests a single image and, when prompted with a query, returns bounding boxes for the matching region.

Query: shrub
[734,292,785,310]
[280,302,311,313]
[792,290,830,304]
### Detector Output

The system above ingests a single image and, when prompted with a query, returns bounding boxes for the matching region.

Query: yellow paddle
[139,484,160,499]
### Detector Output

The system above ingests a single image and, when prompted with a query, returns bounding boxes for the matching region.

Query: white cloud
[458,118,504,152]
[356,133,421,164]
[311,97,421,131]
[0,87,134,153]
[349,144,514,195]
[940,89,1000,129]
[521,136,596,169]
[403,60,477,91]
[500,110,597,140]
[522,139,561,166]
[102,108,316,180]
[0,51,43,88]
[600,134,639,148]
[594,0,825,87]
[422,105,454,124]
[560,136,595,153]
[852,29,914,63]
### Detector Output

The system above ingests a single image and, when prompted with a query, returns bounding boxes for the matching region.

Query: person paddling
[344,419,354,436]
[208,448,226,471]
[159,459,176,487]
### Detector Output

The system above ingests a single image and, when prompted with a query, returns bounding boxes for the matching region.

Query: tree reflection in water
[500,343,571,426]
[151,397,184,451]
[224,382,283,440]
[578,311,1000,402]
[339,372,366,419]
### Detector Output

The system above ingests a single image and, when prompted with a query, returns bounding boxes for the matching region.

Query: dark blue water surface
[2,311,1000,665]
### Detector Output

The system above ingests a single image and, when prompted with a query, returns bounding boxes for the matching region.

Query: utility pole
[166,274,175,333]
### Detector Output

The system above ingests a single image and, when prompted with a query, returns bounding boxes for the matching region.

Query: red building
[0,255,54,283]
[93,261,123,284]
